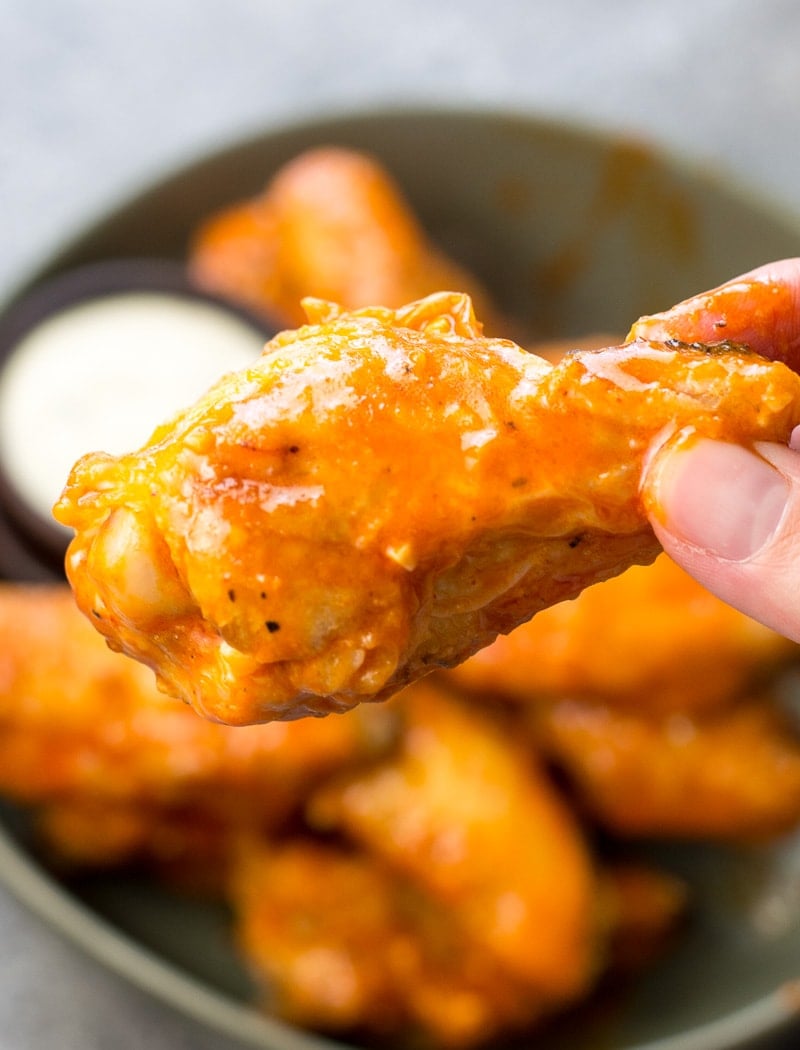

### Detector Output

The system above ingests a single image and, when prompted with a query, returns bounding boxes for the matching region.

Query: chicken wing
[448,554,796,716]
[35,798,239,892]
[308,679,598,1002]
[529,694,800,840]
[189,146,500,331]
[230,838,542,1048]
[0,584,394,844]
[55,290,800,724]
[229,839,687,1047]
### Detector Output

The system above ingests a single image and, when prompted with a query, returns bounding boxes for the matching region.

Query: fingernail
[647,438,789,561]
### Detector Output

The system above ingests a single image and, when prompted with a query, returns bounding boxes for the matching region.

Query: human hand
[637,259,800,642]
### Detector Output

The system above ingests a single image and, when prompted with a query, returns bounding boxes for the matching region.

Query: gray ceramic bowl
[2,107,800,1050]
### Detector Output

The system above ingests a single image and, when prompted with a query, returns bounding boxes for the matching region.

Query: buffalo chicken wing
[448,554,796,716]
[55,291,800,724]
[189,146,500,331]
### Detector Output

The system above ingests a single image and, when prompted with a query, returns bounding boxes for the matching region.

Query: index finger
[628,258,800,372]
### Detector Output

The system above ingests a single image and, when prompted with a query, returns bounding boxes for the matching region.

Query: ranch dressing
[0,291,266,533]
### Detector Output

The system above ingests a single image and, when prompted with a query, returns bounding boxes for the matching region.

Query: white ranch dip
[0,291,266,531]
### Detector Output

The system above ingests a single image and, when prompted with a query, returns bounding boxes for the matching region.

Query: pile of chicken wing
[4,147,800,1049]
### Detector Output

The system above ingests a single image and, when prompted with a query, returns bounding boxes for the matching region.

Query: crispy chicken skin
[530,695,800,840]
[55,291,800,724]
[189,146,499,331]
[308,680,598,1002]
[448,554,796,716]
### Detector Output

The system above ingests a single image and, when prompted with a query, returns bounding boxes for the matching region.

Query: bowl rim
[2,103,800,1050]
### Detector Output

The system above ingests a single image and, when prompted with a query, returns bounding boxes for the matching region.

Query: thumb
[642,433,800,643]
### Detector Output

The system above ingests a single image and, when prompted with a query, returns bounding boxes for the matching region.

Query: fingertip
[642,435,800,643]
[739,256,800,286]
[629,257,800,370]
[643,437,790,563]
